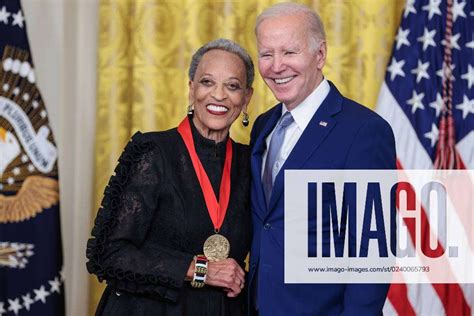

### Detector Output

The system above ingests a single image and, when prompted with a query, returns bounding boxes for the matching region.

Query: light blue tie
[262,111,294,205]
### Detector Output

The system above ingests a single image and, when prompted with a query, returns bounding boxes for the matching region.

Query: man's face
[257,13,326,110]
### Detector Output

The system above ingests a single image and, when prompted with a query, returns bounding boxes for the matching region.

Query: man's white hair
[255,2,326,51]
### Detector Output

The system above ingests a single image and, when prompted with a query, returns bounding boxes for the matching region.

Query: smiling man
[248,2,397,315]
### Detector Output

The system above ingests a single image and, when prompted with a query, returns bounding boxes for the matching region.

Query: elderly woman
[86,38,254,315]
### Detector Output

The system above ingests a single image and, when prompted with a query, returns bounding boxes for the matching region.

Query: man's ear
[316,41,327,70]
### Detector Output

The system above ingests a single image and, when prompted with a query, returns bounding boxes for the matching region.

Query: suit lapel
[251,104,282,219]
[267,82,343,214]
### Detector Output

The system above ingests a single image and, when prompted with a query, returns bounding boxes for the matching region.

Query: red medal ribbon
[177,117,232,231]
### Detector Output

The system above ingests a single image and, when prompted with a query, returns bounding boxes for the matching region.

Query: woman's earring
[187,104,194,117]
[242,112,249,127]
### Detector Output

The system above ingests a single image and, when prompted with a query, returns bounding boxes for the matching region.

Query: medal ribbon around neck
[177,117,232,232]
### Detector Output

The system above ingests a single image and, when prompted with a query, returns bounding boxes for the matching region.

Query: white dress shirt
[261,79,331,180]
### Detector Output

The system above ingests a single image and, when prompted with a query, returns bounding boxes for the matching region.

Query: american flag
[376,0,473,315]
[0,0,65,315]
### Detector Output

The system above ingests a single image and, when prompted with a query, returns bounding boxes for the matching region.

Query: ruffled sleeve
[86,132,194,302]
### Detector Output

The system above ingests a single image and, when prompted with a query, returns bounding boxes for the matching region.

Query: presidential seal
[0,46,59,223]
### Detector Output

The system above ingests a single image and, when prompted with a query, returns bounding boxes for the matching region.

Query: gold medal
[203,234,230,262]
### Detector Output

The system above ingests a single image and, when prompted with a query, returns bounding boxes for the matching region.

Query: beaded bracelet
[190,255,208,288]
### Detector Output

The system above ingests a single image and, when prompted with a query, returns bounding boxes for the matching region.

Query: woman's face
[189,49,253,141]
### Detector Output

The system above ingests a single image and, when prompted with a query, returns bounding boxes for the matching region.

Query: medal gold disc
[203,234,230,261]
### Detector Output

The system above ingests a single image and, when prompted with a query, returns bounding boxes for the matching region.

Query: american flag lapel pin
[319,121,328,127]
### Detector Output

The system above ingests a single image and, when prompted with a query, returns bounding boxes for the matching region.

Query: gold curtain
[90,0,405,313]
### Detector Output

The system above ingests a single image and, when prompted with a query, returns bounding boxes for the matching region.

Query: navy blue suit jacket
[248,82,396,316]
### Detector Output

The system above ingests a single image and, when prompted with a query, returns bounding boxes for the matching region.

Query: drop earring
[187,104,194,117]
[242,112,249,127]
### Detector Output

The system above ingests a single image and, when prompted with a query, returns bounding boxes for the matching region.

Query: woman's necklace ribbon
[177,117,232,261]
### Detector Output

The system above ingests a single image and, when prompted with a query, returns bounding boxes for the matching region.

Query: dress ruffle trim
[86,133,179,302]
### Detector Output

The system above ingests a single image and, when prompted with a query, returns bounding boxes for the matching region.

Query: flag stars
[49,277,61,294]
[12,10,24,28]
[40,110,47,119]
[436,63,456,81]
[452,0,467,22]
[411,60,430,83]
[12,167,20,176]
[455,95,474,119]
[430,93,444,117]
[422,0,442,20]
[395,28,410,49]
[32,100,39,109]
[12,87,19,96]
[22,93,30,101]
[0,272,63,316]
[424,123,439,148]
[2,83,9,92]
[0,6,10,24]
[387,57,406,81]
[441,33,461,50]
[461,64,474,89]
[21,154,29,163]
[22,294,34,311]
[7,298,22,315]
[404,0,416,17]
[407,90,425,113]
[467,39,474,49]
[27,164,35,172]
[418,28,437,51]
[18,260,26,269]
[33,286,50,304]
[7,177,14,185]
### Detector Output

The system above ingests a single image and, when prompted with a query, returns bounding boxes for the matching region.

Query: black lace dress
[86,122,251,316]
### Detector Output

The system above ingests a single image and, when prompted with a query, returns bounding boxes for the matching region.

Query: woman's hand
[206,258,245,297]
